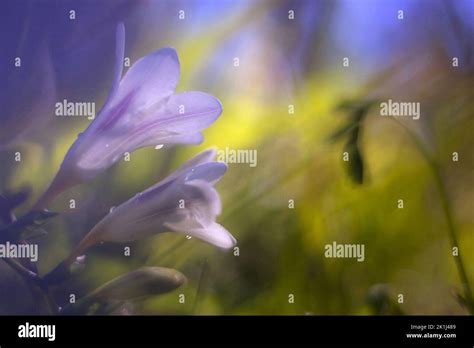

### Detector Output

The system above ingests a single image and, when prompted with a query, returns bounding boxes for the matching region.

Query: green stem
[392,119,474,313]
[192,258,208,314]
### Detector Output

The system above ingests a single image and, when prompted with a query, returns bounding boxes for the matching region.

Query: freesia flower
[33,23,222,209]
[59,149,235,267]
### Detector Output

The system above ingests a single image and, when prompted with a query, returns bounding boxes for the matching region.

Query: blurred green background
[0,0,473,315]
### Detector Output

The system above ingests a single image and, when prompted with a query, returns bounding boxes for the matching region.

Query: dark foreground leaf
[0,210,58,243]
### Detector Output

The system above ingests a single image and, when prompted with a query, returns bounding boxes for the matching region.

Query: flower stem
[31,170,77,211]
[392,119,473,313]
[31,178,65,211]
[430,163,474,313]
[2,258,59,314]
[2,258,40,282]
[0,209,59,313]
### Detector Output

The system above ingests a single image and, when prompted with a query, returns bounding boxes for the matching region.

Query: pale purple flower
[34,23,222,209]
[65,149,235,262]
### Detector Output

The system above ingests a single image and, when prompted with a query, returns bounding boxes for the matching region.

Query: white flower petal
[115,47,180,113]
[165,221,236,249]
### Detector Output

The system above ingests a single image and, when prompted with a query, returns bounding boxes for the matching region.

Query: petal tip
[214,161,228,174]
[221,231,237,250]
[202,147,217,159]
[117,22,125,35]
[160,47,179,62]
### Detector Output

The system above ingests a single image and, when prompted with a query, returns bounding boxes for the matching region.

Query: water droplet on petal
[155,144,164,150]
[109,206,115,213]
[106,143,110,148]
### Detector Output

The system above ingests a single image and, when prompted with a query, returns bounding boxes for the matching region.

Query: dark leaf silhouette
[0,210,57,243]
[332,99,375,184]
[344,129,364,184]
